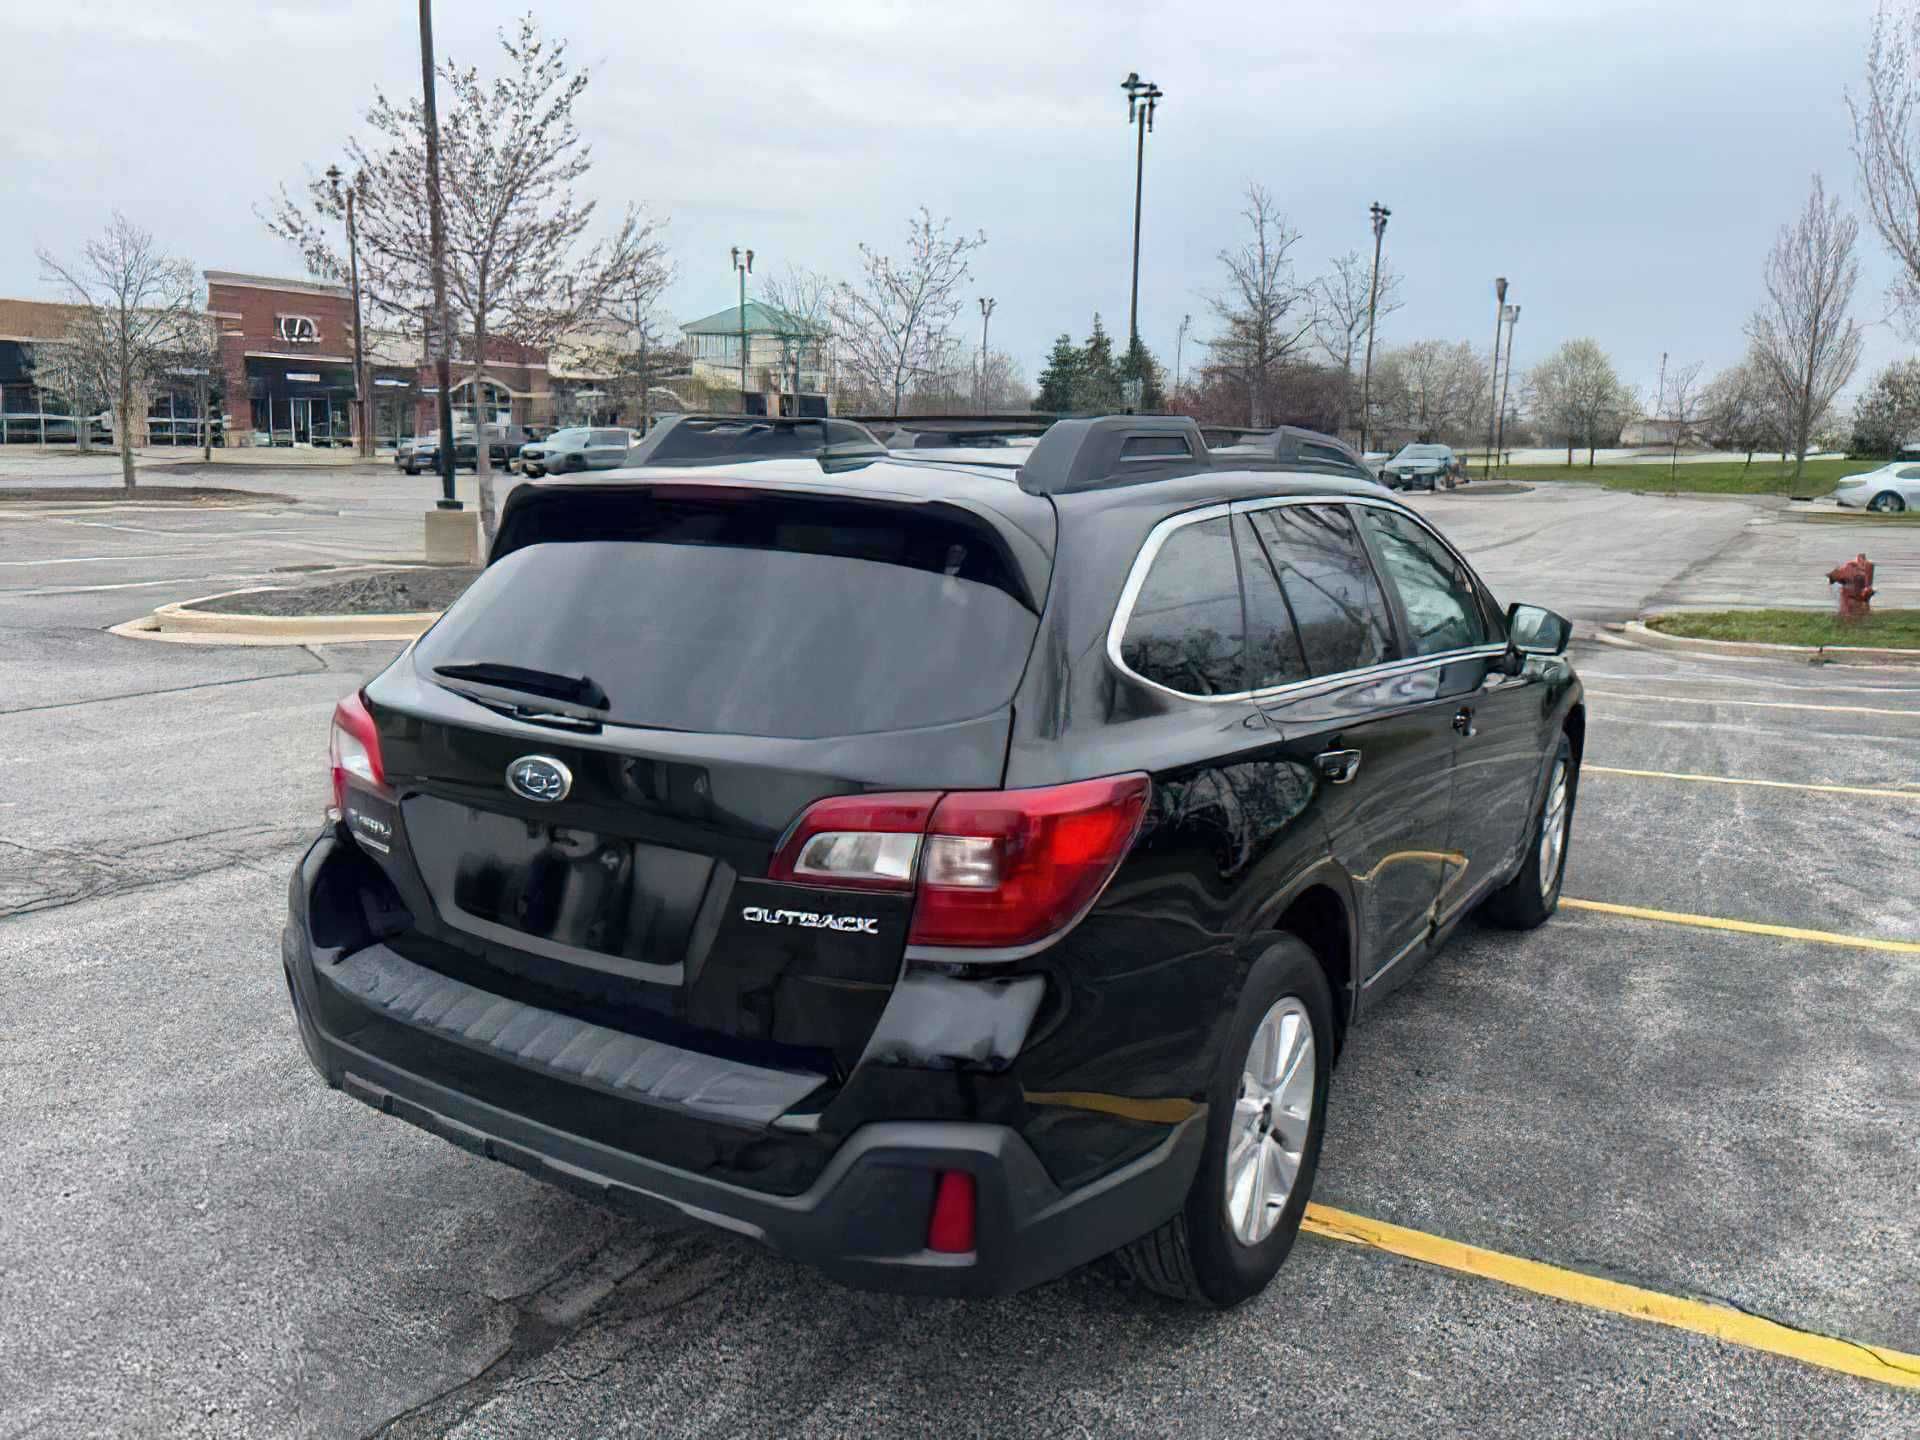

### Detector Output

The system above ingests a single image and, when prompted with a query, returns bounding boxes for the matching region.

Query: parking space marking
[1302,1205,1920,1390]
[1585,765,1920,800]
[1560,898,1920,953]
[1587,690,1920,719]
[1578,669,1920,697]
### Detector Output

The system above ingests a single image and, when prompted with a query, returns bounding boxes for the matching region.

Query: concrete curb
[1625,619,1920,665]
[112,587,441,647]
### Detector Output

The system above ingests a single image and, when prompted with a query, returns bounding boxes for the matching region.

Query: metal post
[1174,313,1190,398]
[418,0,459,509]
[731,246,753,407]
[1361,203,1389,454]
[1121,73,1162,351]
[977,297,995,409]
[1484,277,1507,478]
[1495,304,1520,470]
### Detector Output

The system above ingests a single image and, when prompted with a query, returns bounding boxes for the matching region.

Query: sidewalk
[0,446,393,484]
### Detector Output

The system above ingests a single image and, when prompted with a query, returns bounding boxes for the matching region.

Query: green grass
[1485,457,1875,497]
[1647,608,1920,648]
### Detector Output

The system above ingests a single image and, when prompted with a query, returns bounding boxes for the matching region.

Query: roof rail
[1015,415,1211,496]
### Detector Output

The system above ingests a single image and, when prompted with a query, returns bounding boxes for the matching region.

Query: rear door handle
[1453,706,1477,737]
[1315,748,1362,784]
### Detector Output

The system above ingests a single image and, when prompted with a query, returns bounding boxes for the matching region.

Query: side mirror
[1506,602,1572,659]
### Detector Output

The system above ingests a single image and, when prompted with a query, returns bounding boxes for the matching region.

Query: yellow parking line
[1560,898,1920,954]
[1587,690,1920,719]
[1302,1205,1920,1390]
[1585,765,1920,800]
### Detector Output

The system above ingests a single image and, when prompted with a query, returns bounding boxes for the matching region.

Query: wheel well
[1276,885,1353,1051]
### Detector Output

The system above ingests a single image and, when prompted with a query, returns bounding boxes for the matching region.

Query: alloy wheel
[1538,758,1570,897]
[1869,492,1906,513]
[1225,996,1316,1245]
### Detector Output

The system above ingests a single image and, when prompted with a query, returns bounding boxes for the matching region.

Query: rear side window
[1118,516,1244,696]
[588,429,625,447]
[1360,508,1489,656]
[423,495,1039,739]
[1233,515,1310,690]
[1245,505,1394,675]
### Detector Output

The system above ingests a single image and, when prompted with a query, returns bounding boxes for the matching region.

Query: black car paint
[284,455,1581,1295]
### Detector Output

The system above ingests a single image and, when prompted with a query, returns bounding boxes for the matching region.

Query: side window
[1118,516,1244,696]
[1246,504,1395,675]
[1233,515,1310,690]
[1360,508,1489,656]
[589,429,624,447]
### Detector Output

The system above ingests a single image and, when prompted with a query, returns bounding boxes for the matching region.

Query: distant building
[680,300,831,415]
[1618,417,1693,447]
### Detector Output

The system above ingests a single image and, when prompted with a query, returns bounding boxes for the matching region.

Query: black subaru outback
[283,415,1582,1306]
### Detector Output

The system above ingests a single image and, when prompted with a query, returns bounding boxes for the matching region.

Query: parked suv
[518,427,636,476]
[284,415,1582,1305]
[1381,443,1461,491]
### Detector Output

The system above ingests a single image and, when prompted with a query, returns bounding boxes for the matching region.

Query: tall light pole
[731,246,753,407]
[1494,303,1520,469]
[1121,72,1163,352]
[1360,202,1390,454]
[326,164,371,459]
[418,0,458,509]
[976,296,996,409]
[1484,276,1508,478]
[1174,312,1191,398]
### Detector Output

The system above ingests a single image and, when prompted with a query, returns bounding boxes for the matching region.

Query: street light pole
[418,0,458,509]
[731,246,753,409]
[1121,72,1163,352]
[1495,303,1520,470]
[1484,276,1508,479]
[1174,312,1191,398]
[1360,202,1390,454]
[327,164,372,459]
[976,296,995,409]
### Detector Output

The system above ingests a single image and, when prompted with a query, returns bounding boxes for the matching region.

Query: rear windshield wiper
[431,661,609,710]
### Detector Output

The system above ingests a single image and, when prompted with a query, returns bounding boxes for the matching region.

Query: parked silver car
[519,427,635,476]
[1832,462,1920,512]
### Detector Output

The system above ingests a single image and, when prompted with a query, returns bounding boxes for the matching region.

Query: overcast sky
[3,0,1907,402]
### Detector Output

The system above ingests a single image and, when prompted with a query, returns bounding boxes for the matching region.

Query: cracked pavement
[0,465,1916,1436]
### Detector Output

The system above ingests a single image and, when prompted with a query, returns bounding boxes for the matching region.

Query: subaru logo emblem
[506,755,572,803]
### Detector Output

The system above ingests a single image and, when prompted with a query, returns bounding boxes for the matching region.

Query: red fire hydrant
[1827,553,1875,620]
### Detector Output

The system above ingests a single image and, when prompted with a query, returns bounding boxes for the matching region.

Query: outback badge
[506,755,572,803]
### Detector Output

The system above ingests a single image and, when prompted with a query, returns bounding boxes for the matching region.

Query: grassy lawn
[1647,608,1920,648]
[1488,457,1875,497]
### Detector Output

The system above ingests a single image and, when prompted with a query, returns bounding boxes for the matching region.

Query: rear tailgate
[351,479,1052,1084]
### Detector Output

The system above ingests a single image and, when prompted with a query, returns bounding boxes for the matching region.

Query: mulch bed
[192,567,479,617]
[0,486,292,504]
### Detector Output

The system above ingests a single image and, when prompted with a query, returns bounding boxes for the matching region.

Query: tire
[404,465,419,476]
[1118,936,1334,1307]
[1480,733,1577,930]
[1868,491,1907,513]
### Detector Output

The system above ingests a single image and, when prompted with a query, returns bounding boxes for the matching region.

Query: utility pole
[1494,304,1520,469]
[327,164,372,459]
[1174,312,1191,398]
[1484,276,1508,478]
[976,296,996,409]
[418,0,458,509]
[1361,202,1390,454]
[1121,72,1163,351]
[731,246,753,409]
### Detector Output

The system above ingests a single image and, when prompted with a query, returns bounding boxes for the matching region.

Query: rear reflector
[769,775,1150,949]
[927,1170,976,1254]
[329,691,388,815]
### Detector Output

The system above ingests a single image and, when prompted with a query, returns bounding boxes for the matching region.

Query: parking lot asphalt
[1,464,1917,1437]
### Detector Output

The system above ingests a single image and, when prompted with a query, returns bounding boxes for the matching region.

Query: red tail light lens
[768,792,939,891]
[910,775,1151,948]
[767,775,1150,950]
[329,691,388,815]
[926,1170,976,1254]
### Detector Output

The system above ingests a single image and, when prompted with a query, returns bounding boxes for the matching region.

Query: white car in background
[1833,463,1920,512]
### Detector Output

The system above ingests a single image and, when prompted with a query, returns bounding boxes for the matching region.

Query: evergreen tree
[1120,335,1168,411]
[1070,313,1123,413]
[1035,333,1083,413]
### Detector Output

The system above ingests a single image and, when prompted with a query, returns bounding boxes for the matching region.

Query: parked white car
[1833,463,1920,513]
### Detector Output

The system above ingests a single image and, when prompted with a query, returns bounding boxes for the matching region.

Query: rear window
[419,493,1039,739]
[644,419,870,463]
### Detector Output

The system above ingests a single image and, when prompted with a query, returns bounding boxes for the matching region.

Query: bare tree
[37,214,201,489]
[1313,249,1402,437]
[1525,338,1635,464]
[1698,359,1777,469]
[25,336,104,455]
[266,13,671,539]
[1652,357,1705,487]
[1368,340,1488,445]
[1206,184,1313,428]
[1850,2,1920,330]
[830,210,985,416]
[1745,175,1865,483]
[762,264,837,413]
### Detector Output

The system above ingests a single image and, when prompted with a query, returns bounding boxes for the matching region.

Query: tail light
[926,1171,976,1253]
[329,691,389,815]
[769,775,1150,950]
